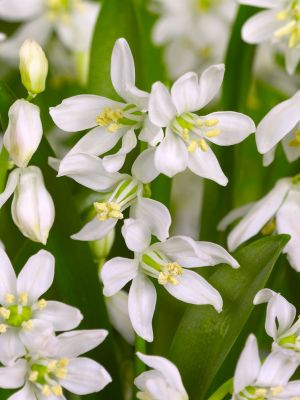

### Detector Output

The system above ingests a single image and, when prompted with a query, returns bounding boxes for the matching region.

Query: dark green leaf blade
[169,234,290,400]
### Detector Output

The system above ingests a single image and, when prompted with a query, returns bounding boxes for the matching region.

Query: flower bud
[3,99,43,168]
[19,40,48,95]
[89,229,115,263]
[12,166,55,244]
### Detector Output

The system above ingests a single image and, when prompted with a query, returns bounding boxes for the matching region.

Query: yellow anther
[271,386,283,396]
[0,307,10,320]
[205,129,221,138]
[187,140,197,153]
[94,202,123,221]
[42,384,51,396]
[261,219,276,236]
[158,262,184,286]
[0,324,7,333]
[107,123,119,133]
[198,138,208,152]
[205,118,219,127]
[276,10,289,21]
[52,385,63,396]
[166,262,184,276]
[289,27,300,47]
[96,107,123,131]
[55,367,68,379]
[19,292,28,306]
[195,118,204,127]
[58,358,69,368]
[37,299,47,310]
[275,20,296,38]
[5,293,15,305]
[47,360,58,371]
[22,320,33,331]
[29,371,38,382]
[182,128,190,140]
[255,388,267,397]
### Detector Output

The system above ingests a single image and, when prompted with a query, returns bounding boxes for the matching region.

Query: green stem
[207,378,233,400]
[134,335,147,376]
[0,146,9,193]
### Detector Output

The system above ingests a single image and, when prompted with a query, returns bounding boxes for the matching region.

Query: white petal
[282,128,300,162]
[67,126,124,157]
[139,116,164,146]
[136,353,187,397]
[111,38,135,100]
[58,153,123,191]
[197,64,225,109]
[0,0,44,21]
[0,168,20,208]
[34,301,83,331]
[239,0,281,7]
[50,95,124,132]
[17,250,54,303]
[165,269,223,311]
[256,91,300,153]
[171,72,200,114]
[187,146,228,186]
[121,219,151,253]
[103,129,137,173]
[218,202,255,231]
[194,242,239,268]
[256,351,298,387]
[131,148,160,183]
[105,291,135,345]
[0,331,25,366]
[228,178,291,251]
[241,10,282,44]
[55,330,108,358]
[134,370,162,392]
[19,319,54,355]
[8,383,36,400]
[254,289,296,338]
[285,46,300,75]
[71,217,117,241]
[276,189,300,271]
[125,85,149,110]
[154,129,188,177]
[278,381,300,397]
[233,335,261,393]
[60,357,112,395]
[128,273,156,342]
[149,82,177,127]
[263,146,276,166]
[0,248,17,304]
[132,197,171,241]
[0,359,26,389]
[205,112,255,146]
[101,257,138,296]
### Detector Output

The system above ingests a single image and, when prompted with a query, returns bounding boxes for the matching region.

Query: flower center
[46,0,84,22]
[241,385,284,399]
[275,1,300,48]
[278,332,300,352]
[197,0,217,12]
[94,202,124,221]
[141,252,184,285]
[95,104,144,133]
[172,113,221,154]
[29,358,69,397]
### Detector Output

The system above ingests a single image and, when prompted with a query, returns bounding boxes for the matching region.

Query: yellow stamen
[205,118,219,127]
[261,219,276,236]
[95,107,123,131]
[198,138,208,152]
[276,10,289,21]
[22,320,33,331]
[255,388,267,397]
[271,386,283,396]
[37,299,47,310]
[0,307,10,320]
[19,292,28,306]
[187,140,197,153]
[205,129,221,138]
[182,128,190,140]
[52,385,63,396]
[5,293,15,305]
[195,118,204,127]
[158,262,184,286]
[94,202,123,221]
[0,324,7,333]
[29,371,38,382]
[42,385,51,396]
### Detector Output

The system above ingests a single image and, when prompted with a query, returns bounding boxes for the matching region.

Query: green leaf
[168,234,290,400]
[88,0,142,97]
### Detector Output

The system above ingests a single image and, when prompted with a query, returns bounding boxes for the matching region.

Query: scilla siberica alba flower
[101,219,239,341]
[0,0,99,64]
[255,90,300,166]
[55,152,171,241]
[3,99,43,168]
[254,289,300,361]
[232,334,300,400]
[50,38,156,173]
[218,176,300,271]
[133,65,255,185]
[239,0,300,74]
[134,352,188,400]
[0,166,55,244]
[0,329,111,398]
[0,248,82,366]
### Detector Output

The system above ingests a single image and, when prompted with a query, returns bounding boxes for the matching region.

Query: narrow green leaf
[169,234,290,400]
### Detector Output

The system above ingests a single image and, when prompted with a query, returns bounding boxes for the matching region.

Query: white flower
[134,65,255,185]
[135,352,188,400]
[0,166,55,244]
[19,40,48,95]
[0,0,99,64]
[50,38,153,172]
[101,222,239,341]
[218,176,300,271]
[256,90,300,165]
[150,0,236,80]
[0,248,83,366]
[55,152,171,242]
[105,290,135,345]
[233,334,300,400]
[239,0,300,75]
[0,329,111,398]
[3,99,43,168]
[254,289,300,361]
